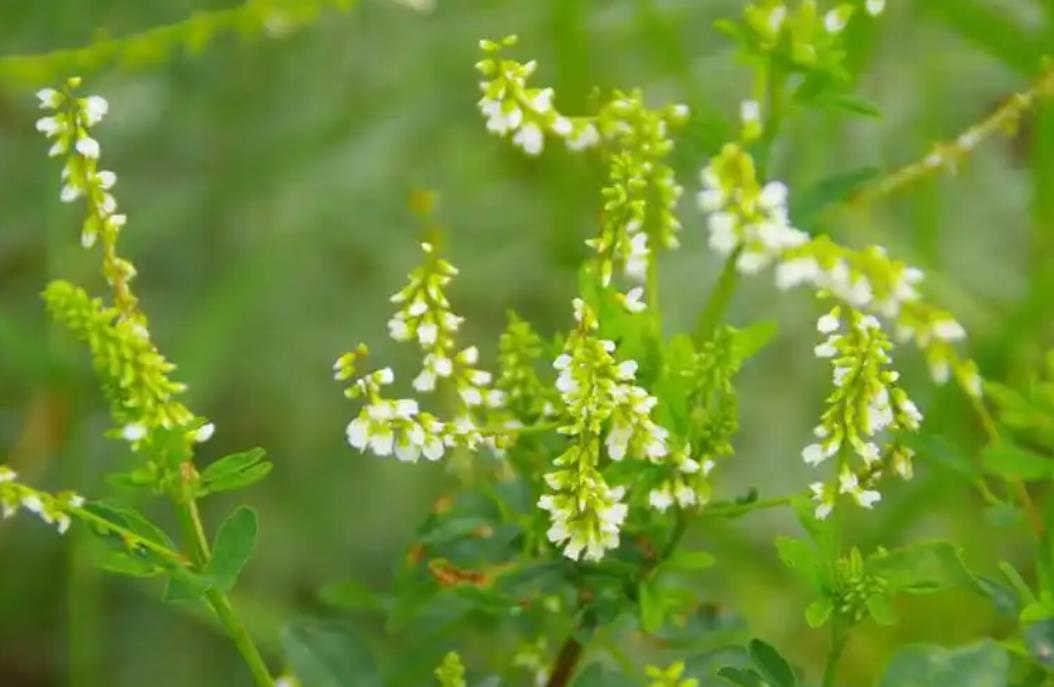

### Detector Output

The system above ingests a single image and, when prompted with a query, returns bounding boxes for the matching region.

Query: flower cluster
[645,662,699,687]
[43,280,198,442]
[696,142,979,393]
[434,652,466,687]
[698,142,809,274]
[539,299,671,560]
[803,308,922,518]
[588,91,688,287]
[336,345,451,462]
[496,311,557,420]
[476,35,599,155]
[736,0,886,74]
[36,79,142,326]
[0,466,84,535]
[388,242,503,410]
[647,446,716,512]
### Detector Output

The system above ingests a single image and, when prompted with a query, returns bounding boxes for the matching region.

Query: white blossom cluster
[36,81,127,252]
[802,308,922,519]
[388,242,504,410]
[538,442,628,561]
[647,446,716,512]
[336,353,461,463]
[0,466,84,535]
[538,299,673,561]
[698,143,809,275]
[476,36,599,156]
[696,142,978,393]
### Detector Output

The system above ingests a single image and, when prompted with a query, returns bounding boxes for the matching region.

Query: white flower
[21,494,43,514]
[35,116,63,136]
[567,123,600,151]
[121,423,147,442]
[513,123,544,155]
[649,485,674,512]
[775,257,820,291]
[817,312,840,334]
[194,423,215,443]
[802,443,831,466]
[37,88,61,109]
[759,181,788,211]
[75,136,100,159]
[621,287,646,313]
[83,95,109,125]
[740,99,761,126]
[866,0,885,15]
[824,8,848,33]
[932,319,966,342]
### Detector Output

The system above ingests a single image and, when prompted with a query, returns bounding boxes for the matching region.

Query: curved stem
[176,469,275,687]
[701,495,795,519]
[545,633,584,687]
[853,65,1054,206]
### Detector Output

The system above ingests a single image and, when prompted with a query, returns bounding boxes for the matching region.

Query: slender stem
[694,248,743,344]
[660,509,687,559]
[176,467,275,687]
[647,251,661,319]
[206,589,276,687]
[701,495,794,519]
[71,506,189,566]
[853,65,1054,206]
[822,623,848,687]
[545,633,584,687]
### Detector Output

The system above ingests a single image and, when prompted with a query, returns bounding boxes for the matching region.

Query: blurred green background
[1,0,1052,685]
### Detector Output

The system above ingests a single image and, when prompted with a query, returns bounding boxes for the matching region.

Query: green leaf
[982,441,1054,482]
[790,167,880,221]
[663,550,717,572]
[866,593,898,626]
[319,578,386,612]
[775,537,821,588]
[878,640,1009,687]
[201,447,267,482]
[975,575,1020,617]
[867,540,979,595]
[205,506,258,593]
[283,618,382,687]
[95,549,163,578]
[805,600,833,628]
[162,567,213,603]
[717,667,767,687]
[200,447,273,494]
[731,320,779,361]
[748,639,797,687]
[822,94,882,117]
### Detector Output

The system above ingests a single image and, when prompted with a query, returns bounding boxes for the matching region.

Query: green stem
[647,251,662,320]
[694,247,742,344]
[176,474,274,687]
[822,623,848,687]
[701,495,794,519]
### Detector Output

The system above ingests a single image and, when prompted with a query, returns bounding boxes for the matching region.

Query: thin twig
[853,66,1054,205]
